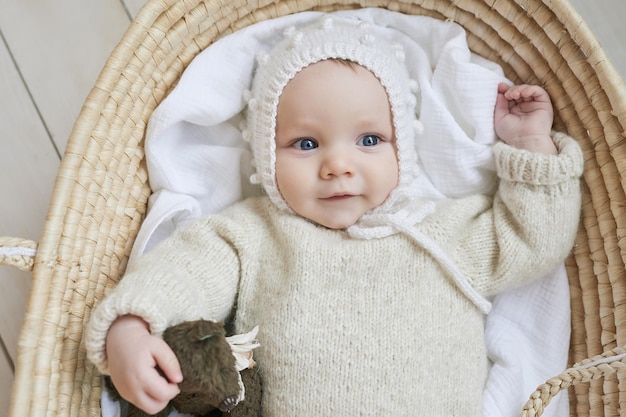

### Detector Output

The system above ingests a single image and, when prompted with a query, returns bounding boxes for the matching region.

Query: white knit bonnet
[243,15,423,217]
[243,15,492,314]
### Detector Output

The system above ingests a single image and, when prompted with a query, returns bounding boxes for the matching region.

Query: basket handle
[518,346,626,417]
[0,236,37,272]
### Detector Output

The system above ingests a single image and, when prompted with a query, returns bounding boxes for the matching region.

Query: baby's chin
[310,213,363,230]
[284,199,372,230]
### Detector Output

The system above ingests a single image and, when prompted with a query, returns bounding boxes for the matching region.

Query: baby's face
[274,60,399,229]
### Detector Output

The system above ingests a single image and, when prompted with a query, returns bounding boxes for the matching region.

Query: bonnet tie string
[348,202,492,314]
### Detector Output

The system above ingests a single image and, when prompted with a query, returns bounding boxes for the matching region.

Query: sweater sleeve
[85,211,246,375]
[449,131,584,295]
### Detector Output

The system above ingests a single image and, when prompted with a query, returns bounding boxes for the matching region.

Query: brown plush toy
[106,319,262,417]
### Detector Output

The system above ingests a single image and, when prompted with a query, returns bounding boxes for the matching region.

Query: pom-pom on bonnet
[243,15,423,215]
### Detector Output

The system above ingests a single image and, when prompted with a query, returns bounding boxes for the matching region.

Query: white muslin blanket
[104,8,570,417]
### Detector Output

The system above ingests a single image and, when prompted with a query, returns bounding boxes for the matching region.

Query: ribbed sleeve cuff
[85,287,174,375]
[494,131,584,185]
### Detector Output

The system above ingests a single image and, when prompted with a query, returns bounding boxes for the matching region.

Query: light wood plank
[0,351,13,417]
[0,0,131,154]
[0,28,53,414]
[0,267,31,364]
[0,23,58,362]
[0,267,29,417]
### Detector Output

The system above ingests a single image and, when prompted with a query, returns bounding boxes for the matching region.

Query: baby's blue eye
[358,134,381,147]
[294,138,318,150]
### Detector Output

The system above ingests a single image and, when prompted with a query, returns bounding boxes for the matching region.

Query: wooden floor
[0,0,624,415]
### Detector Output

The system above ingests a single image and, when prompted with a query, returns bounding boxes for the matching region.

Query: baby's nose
[320,152,354,179]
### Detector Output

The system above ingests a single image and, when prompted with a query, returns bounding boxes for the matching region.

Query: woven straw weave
[2,0,625,416]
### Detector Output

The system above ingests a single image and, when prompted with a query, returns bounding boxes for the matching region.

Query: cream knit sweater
[87,133,583,416]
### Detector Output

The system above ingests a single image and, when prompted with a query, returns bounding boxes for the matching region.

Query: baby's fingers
[504,84,549,103]
[130,391,171,415]
[137,368,181,414]
[494,91,513,123]
[125,337,182,414]
[152,338,183,384]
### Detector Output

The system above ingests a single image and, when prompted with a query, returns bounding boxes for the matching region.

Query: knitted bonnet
[243,15,422,216]
[243,15,491,313]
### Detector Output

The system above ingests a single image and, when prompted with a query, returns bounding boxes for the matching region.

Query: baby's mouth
[321,193,355,201]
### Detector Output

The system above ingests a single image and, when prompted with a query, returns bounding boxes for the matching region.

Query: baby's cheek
[275,163,306,207]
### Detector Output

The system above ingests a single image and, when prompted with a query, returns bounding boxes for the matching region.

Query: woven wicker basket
[1,0,625,416]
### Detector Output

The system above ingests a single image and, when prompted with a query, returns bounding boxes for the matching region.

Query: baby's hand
[494,83,557,154]
[106,315,183,414]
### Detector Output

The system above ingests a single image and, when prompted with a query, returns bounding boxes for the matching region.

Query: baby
[87,16,583,416]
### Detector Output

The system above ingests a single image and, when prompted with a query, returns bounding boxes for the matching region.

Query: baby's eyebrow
[275,118,318,137]
[356,120,393,135]
[284,116,318,129]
